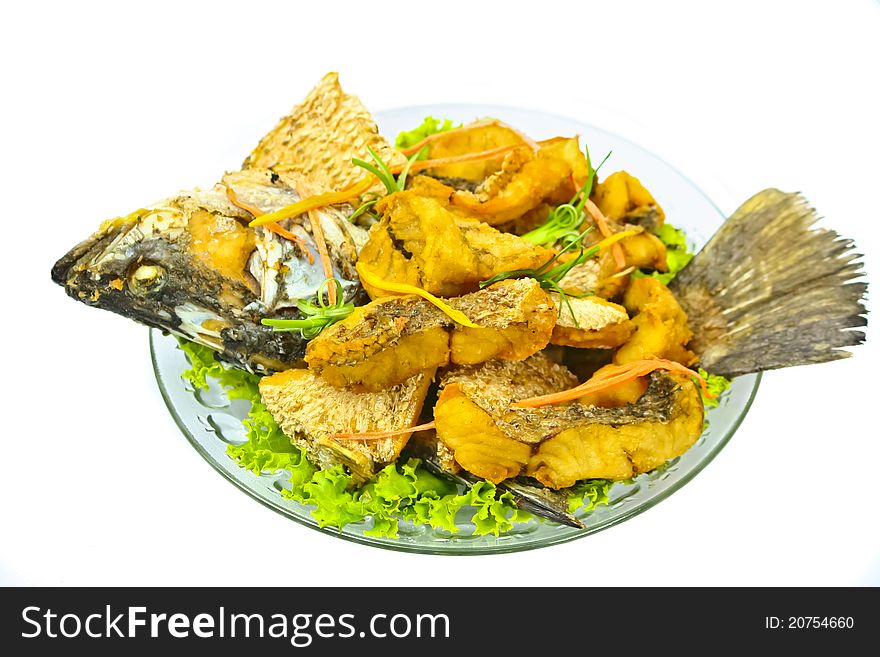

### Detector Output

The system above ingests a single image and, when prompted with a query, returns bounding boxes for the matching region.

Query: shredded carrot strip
[223,183,265,218]
[294,182,336,304]
[356,262,480,328]
[331,421,437,442]
[407,143,524,173]
[250,145,517,229]
[250,176,374,227]
[514,359,713,408]
[583,198,627,270]
[397,120,498,156]
[223,184,314,263]
[253,138,573,229]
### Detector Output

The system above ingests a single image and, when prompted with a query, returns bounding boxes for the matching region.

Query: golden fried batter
[614,277,697,366]
[358,190,554,298]
[433,358,704,489]
[527,374,703,488]
[305,279,556,391]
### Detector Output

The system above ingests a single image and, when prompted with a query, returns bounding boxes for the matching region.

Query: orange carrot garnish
[249,176,374,227]
[223,184,314,263]
[251,137,562,229]
[513,359,713,408]
[407,144,524,173]
[397,119,497,156]
[294,182,336,304]
[583,197,627,270]
[331,421,437,442]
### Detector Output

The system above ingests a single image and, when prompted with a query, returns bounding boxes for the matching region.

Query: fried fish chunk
[614,277,697,366]
[304,295,451,392]
[357,190,554,299]
[593,170,666,230]
[434,354,579,483]
[434,358,703,489]
[449,278,557,364]
[557,231,668,300]
[424,122,524,181]
[526,373,704,488]
[259,367,435,482]
[450,147,574,225]
[305,279,556,391]
[549,294,634,349]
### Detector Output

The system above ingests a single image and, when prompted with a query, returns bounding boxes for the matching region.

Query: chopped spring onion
[356,262,480,328]
[261,279,354,339]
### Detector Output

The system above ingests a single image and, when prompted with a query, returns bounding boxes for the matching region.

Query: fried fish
[305,278,556,391]
[52,75,398,373]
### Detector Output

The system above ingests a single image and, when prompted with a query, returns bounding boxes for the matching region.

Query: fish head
[50,197,302,373]
[51,206,196,330]
[52,183,370,373]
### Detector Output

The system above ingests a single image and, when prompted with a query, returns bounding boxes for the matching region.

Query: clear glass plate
[150,105,761,555]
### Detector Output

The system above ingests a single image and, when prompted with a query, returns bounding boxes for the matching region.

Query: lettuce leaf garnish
[567,479,613,514]
[698,367,732,409]
[178,340,558,537]
[395,116,461,158]
[633,222,694,285]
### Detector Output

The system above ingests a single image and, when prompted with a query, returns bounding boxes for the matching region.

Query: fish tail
[669,189,867,377]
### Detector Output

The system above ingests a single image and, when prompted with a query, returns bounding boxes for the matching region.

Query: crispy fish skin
[243,72,405,191]
[358,190,555,298]
[448,279,557,363]
[434,354,579,483]
[526,373,704,488]
[549,294,634,349]
[259,367,435,482]
[434,356,703,488]
[51,174,366,374]
[305,279,556,391]
[439,353,579,429]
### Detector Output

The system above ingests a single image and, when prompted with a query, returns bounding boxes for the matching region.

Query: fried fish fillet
[259,367,435,482]
[358,190,555,298]
[525,372,704,488]
[433,356,704,488]
[305,278,556,391]
[449,146,574,225]
[434,354,579,483]
[548,294,634,348]
[614,277,696,366]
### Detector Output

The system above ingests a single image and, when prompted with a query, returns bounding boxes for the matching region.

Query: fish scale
[243,72,406,191]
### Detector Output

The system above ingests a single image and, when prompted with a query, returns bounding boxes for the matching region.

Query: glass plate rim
[149,103,762,555]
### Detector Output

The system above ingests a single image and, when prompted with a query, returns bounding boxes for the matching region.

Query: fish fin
[669,189,867,377]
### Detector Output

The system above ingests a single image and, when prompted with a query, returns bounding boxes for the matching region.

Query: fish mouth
[51,223,129,289]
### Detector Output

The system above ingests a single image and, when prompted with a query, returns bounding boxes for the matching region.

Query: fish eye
[128,263,167,295]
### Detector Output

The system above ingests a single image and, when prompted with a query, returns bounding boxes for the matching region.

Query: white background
[2,0,878,586]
